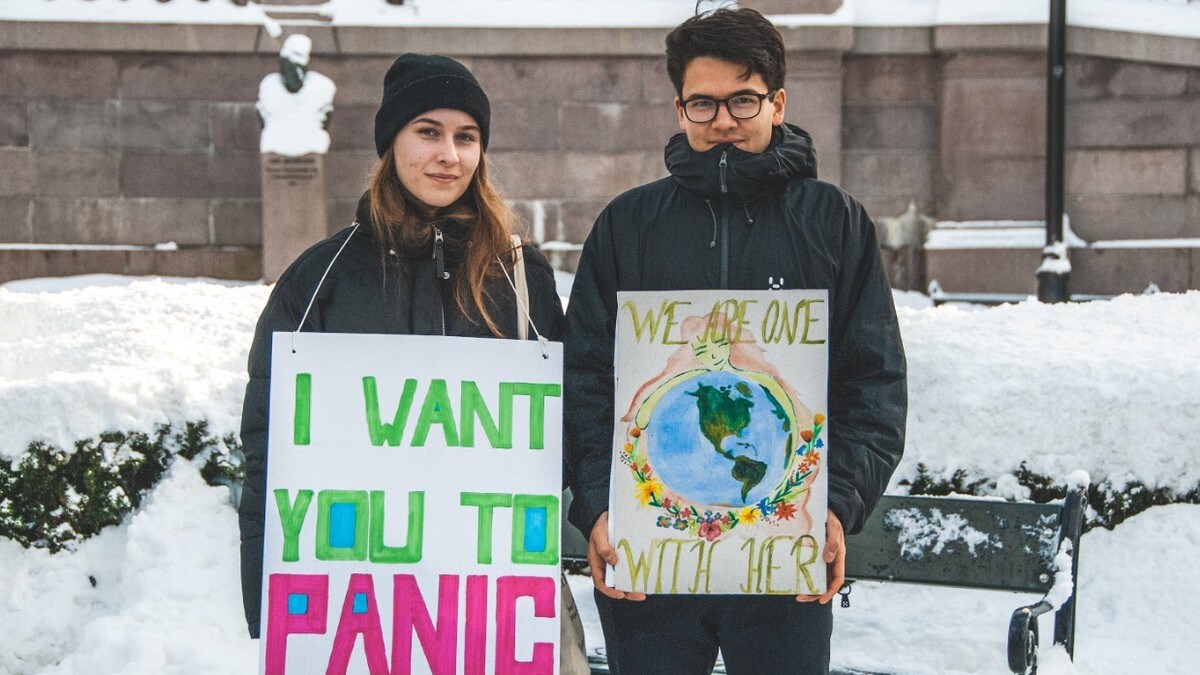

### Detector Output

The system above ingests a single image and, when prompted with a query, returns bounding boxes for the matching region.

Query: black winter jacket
[563,124,906,540]
[237,197,564,638]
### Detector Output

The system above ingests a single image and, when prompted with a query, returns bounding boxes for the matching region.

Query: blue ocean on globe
[645,370,792,507]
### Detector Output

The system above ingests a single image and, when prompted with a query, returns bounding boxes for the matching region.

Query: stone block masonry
[0,22,1198,294]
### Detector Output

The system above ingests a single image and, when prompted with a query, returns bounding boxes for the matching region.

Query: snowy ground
[1,276,1198,674]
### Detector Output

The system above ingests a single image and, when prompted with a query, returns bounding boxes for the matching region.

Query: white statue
[257,35,336,156]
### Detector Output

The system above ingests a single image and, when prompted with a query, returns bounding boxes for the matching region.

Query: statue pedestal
[260,153,328,282]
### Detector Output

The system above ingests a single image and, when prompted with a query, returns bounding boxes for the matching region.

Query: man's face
[675,56,786,154]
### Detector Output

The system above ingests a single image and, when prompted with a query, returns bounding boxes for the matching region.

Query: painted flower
[657,515,673,528]
[698,520,723,541]
[738,506,761,524]
[635,477,663,507]
[775,501,797,521]
[630,427,642,438]
[662,497,673,511]
[814,413,826,425]
[800,429,813,443]
[673,518,689,531]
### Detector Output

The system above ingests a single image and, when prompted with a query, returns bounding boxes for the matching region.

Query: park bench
[562,479,1088,675]
[842,484,1088,675]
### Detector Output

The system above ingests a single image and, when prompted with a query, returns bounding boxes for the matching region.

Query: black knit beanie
[374,54,491,156]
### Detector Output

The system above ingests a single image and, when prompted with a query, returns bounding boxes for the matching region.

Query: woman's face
[392,108,482,208]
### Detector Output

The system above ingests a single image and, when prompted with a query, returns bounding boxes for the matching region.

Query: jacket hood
[664,123,818,202]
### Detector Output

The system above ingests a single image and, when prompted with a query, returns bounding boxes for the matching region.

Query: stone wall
[924,53,1200,294]
[2,19,1199,293]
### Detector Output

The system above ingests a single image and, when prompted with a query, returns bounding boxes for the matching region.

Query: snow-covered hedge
[0,422,240,552]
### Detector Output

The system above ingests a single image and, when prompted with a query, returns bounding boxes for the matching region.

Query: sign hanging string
[292,222,359,353]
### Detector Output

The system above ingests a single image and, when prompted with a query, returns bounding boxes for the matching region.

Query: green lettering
[799,299,826,345]
[369,490,424,564]
[294,373,311,445]
[791,534,821,594]
[362,377,418,446]
[273,488,313,563]
[512,382,561,450]
[460,492,513,564]
[617,538,655,593]
[661,301,691,345]
[623,300,664,343]
[411,379,459,447]
[510,493,559,565]
[315,490,369,562]
[460,381,513,449]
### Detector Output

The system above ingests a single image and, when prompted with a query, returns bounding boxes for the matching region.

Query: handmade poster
[608,290,829,595]
[262,332,563,674]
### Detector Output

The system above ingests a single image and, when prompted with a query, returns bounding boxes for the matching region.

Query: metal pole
[1038,0,1070,302]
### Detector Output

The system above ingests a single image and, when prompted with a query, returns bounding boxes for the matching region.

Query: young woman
[237,54,564,639]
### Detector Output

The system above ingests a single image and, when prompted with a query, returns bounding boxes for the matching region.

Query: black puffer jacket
[564,124,906,539]
[238,197,564,637]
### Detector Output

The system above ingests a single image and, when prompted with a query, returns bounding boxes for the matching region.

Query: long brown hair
[366,143,520,336]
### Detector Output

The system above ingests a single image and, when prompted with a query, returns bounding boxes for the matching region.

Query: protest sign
[607,290,829,595]
[261,332,563,674]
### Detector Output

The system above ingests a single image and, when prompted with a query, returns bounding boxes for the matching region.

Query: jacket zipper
[433,224,447,335]
[719,150,730,289]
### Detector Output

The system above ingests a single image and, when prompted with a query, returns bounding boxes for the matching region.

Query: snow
[1,275,1197,672]
[926,218,1087,251]
[279,33,311,67]
[1043,540,1076,610]
[0,0,272,25]
[884,507,1000,559]
[1090,238,1200,248]
[1067,470,1092,491]
[3,0,1199,39]
[1036,241,1073,275]
[0,276,270,459]
[897,291,1200,495]
[0,462,256,675]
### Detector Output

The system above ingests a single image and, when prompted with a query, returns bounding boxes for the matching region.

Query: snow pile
[0,276,270,459]
[884,507,1000,559]
[896,291,1200,496]
[0,462,256,675]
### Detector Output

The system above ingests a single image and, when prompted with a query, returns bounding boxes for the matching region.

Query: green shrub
[901,462,1200,531]
[0,421,242,553]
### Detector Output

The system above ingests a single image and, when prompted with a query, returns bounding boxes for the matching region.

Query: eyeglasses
[681,90,776,124]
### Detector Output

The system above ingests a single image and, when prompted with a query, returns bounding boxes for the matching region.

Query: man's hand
[588,511,646,601]
[796,511,845,604]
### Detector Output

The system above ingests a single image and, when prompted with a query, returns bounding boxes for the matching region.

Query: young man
[563,8,907,673]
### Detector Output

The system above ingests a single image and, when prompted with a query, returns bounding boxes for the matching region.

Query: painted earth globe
[645,370,792,507]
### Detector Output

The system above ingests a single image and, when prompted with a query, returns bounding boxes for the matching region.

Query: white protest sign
[608,290,829,595]
[261,332,563,674]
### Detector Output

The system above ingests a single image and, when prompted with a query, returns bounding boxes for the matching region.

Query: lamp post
[1038,0,1070,302]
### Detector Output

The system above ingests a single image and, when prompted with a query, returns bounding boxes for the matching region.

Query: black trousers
[595,590,833,674]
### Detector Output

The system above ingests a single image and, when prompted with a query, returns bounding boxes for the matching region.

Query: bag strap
[510,234,530,341]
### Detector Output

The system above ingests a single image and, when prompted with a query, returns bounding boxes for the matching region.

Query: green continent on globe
[688,381,769,502]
